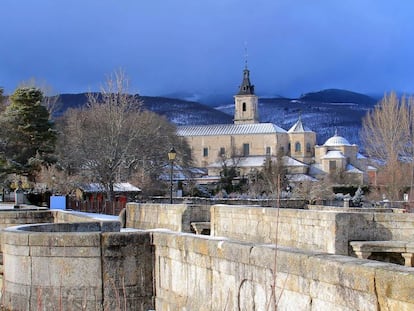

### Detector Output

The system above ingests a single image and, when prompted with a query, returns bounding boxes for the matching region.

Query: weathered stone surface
[2,222,155,311]
[28,231,100,247]
[126,202,210,233]
[152,231,414,311]
[3,204,414,311]
[211,204,414,256]
[101,231,154,311]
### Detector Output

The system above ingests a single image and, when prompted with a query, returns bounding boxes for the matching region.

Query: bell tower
[233,64,259,124]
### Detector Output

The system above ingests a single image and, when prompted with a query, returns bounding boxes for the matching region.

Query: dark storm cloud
[1,0,414,99]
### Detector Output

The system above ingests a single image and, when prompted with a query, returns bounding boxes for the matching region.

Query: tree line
[0,70,190,200]
[0,74,413,203]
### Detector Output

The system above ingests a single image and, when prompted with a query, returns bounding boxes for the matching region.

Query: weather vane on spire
[244,41,248,69]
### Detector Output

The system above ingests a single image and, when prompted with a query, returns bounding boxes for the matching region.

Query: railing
[66,198,126,216]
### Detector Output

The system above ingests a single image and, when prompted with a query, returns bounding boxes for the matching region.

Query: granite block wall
[152,231,414,311]
[211,204,414,255]
[126,202,210,233]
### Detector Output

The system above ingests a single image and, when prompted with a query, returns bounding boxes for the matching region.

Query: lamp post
[167,147,177,204]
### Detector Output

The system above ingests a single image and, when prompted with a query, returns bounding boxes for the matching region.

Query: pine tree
[0,87,57,180]
[352,186,364,207]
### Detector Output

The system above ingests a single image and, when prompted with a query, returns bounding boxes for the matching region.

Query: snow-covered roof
[309,164,326,176]
[321,150,346,159]
[177,122,287,137]
[159,173,187,181]
[357,153,366,159]
[323,134,351,146]
[207,155,308,169]
[207,156,265,169]
[288,118,312,133]
[78,182,141,193]
[286,174,318,182]
[367,165,378,171]
[346,164,363,174]
[282,156,308,167]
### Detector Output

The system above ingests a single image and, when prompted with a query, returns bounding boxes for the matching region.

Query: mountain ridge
[52,88,378,148]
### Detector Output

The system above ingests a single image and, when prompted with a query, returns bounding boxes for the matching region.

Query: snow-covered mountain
[215,89,377,147]
[53,89,378,149]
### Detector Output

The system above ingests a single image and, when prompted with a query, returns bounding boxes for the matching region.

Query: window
[219,147,225,156]
[242,102,247,112]
[295,142,301,152]
[266,146,271,156]
[243,143,250,156]
[329,160,337,171]
[306,143,311,153]
[203,147,208,157]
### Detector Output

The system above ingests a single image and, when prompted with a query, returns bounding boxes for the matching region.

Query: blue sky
[1,0,414,100]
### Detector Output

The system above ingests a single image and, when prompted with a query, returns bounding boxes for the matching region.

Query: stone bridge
[0,203,413,310]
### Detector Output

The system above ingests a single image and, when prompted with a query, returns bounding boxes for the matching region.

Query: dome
[323,134,351,146]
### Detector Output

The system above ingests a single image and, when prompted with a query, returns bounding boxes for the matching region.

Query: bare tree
[216,146,244,195]
[248,152,288,198]
[291,177,334,204]
[56,70,188,199]
[361,92,411,200]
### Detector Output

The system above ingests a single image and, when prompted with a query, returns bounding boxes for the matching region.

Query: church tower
[233,65,259,124]
[288,115,316,164]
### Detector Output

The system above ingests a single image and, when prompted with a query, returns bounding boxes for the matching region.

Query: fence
[66,198,126,215]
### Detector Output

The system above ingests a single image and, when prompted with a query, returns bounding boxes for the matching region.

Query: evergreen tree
[0,87,57,180]
[352,186,364,207]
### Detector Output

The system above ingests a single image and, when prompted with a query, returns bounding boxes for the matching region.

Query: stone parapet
[0,210,53,231]
[210,204,414,255]
[152,230,414,311]
[126,203,210,232]
[1,222,153,311]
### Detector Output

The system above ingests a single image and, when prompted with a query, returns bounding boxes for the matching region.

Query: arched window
[295,142,301,152]
[306,143,311,153]
[242,102,246,112]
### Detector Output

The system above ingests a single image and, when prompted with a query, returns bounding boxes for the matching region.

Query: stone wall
[52,210,105,223]
[101,231,154,311]
[0,210,53,231]
[149,197,307,208]
[211,204,414,255]
[126,203,210,233]
[2,205,414,310]
[153,230,414,311]
[1,222,154,311]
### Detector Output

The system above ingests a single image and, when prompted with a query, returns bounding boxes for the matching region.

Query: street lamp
[167,147,177,204]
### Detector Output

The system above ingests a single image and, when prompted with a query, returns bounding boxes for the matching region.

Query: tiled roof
[177,123,287,136]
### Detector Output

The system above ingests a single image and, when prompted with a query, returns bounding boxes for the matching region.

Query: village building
[177,65,372,185]
[75,182,141,202]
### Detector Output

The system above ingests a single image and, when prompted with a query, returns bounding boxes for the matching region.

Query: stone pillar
[344,198,350,208]
[14,181,24,207]
[354,250,371,260]
[402,253,414,267]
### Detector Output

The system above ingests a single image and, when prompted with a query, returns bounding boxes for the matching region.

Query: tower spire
[237,44,255,96]
[244,41,248,69]
[234,51,259,124]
